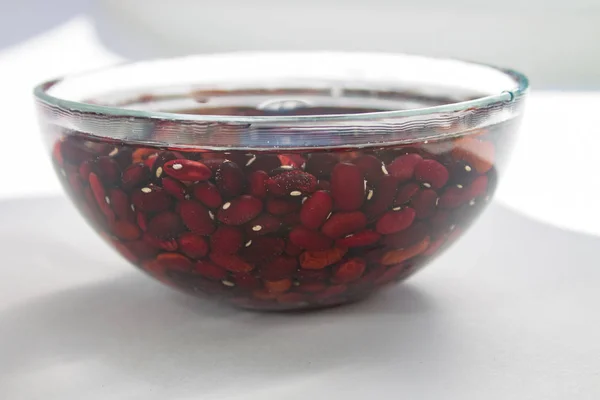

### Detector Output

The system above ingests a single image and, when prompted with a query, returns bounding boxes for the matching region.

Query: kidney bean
[215,160,246,197]
[192,181,223,208]
[96,156,121,184]
[365,175,399,219]
[267,169,317,197]
[264,279,292,293]
[332,258,366,284]
[193,260,228,281]
[163,159,211,181]
[438,187,469,209]
[382,221,429,249]
[248,170,269,198]
[211,226,244,254]
[296,282,328,293]
[266,197,301,215]
[120,239,159,261]
[284,240,303,257]
[289,226,333,251]
[299,247,347,269]
[131,186,172,213]
[79,161,93,181]
[381,236,430,265]
[411,189,438,219]
[300,190,333,229]
[305,153,338,178]
[155,253,194,272]
[279,154,305,168]
[245,213,281,236]
[241,237,285,264]
[394,182,420,206]
[414,159,449,189]
[210,252,254,273]
[179,200,216,235]
[60,138,95,164]
[109,189,134,221]
[376,207,416,234]
[217,195,262,225]
[143,233,179,252]
[136,212,148,232]
[277,292,308,304]
[331,162,365,211]
[259,255,298,280]
[296,268,330,283]
[322,211,367,239]
[122,163,151,190]
[146,211,184,240]
[162,177,188,200]
[232,272,262,291]
[335,230,381,248]
[316,179,331,191]
[248,154,281,172]
[178,233,209,259]
[110,220,141,241]
[88,172,115,221]
[388,153,423,181]
[352,154,385,182]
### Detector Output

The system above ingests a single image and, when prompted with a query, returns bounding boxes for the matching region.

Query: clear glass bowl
[35,52,528,311]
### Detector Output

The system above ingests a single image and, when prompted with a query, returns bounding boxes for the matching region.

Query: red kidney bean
[364,175,399,219]
[411,189,438,219]
[331,258,366,284]
[248,170,269,198]
[279,154,305,168]
[241,237,285,264]
[321,211,367,239]
[284,240,303,257]
[95,156,121,184]
[331,162,365,211]
[193,260,228,280]
[376,207,416,234]
[316,179,331,191]
[88,172,115,221]
[60,138,95,164]
[468,175,488,198]
[388,153,423,181]
[110,220,141,240]
[210,226,244,254]
[438,187,469,209]
[245,213,281,236]
[382,221,429,248]
[122,163,151,190]
[215,160,246,197]
[178,233,209,259]
[232,272,262,291]
[352,154,385,182]
[264,279,292,293]
[266,197,301,215]
[109,189,134,221]
[217,195,262,225]
[267,169,317,197]
[143,233,179,252]
[247,154,281,172]
[414,159,449,189]
[161,177,188,200]
[155,253,194,272]
[120,239,159,261]
[192,181,223,209]
[260,255,298,280]
[296,268,330,283]
[136,212,148,232]
[79,161,93,181]
[289,226,333,251]
[179,199,216,235]
[305,153,338,178]
[299,247,347,269]
[300,190,333,230]
[163,159,212,181]
[131,185,172,213]
[394,182,420,206]
[146,211,185,240]
[210,252,254,273]
[296,282,328,293]
[335,229,381,248]
[381,236,430,265]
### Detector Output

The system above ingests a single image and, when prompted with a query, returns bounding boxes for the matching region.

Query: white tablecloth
[1,16,599,400]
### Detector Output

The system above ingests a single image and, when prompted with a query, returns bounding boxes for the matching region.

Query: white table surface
[1,16,600,400]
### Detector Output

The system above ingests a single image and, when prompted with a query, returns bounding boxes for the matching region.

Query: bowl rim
[33,51,529,124]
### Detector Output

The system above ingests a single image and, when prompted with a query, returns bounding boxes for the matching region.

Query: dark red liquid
[51,105,511,310]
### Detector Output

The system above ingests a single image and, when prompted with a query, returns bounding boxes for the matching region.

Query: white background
[0,1,599,399]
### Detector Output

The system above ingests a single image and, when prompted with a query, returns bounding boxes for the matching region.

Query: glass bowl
[34,52,528,311]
